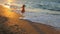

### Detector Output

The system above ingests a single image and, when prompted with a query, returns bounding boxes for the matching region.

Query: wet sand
[0,5,60,34]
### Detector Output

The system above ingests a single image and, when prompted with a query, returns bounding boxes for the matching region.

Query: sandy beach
[0,5,60,34]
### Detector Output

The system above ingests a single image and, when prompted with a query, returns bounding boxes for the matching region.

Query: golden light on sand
[0,5,22,19]
[7,0,14,3]
[7,0,14,6]
[3,5,10,8]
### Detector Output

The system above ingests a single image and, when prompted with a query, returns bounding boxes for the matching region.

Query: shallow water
[23,8,60,27]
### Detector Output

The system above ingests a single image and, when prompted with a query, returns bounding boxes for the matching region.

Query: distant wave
[47,13,60,15]
[31,1,60,11]
[51,14,60,15]
[48,9,60,11]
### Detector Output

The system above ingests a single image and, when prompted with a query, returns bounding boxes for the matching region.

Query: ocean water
[13,0,60,27]
[23,9,60,27]
[1,0,60,27]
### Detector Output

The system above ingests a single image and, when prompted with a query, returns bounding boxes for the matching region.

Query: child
[19,4,26,19]
[21,4,26,15]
